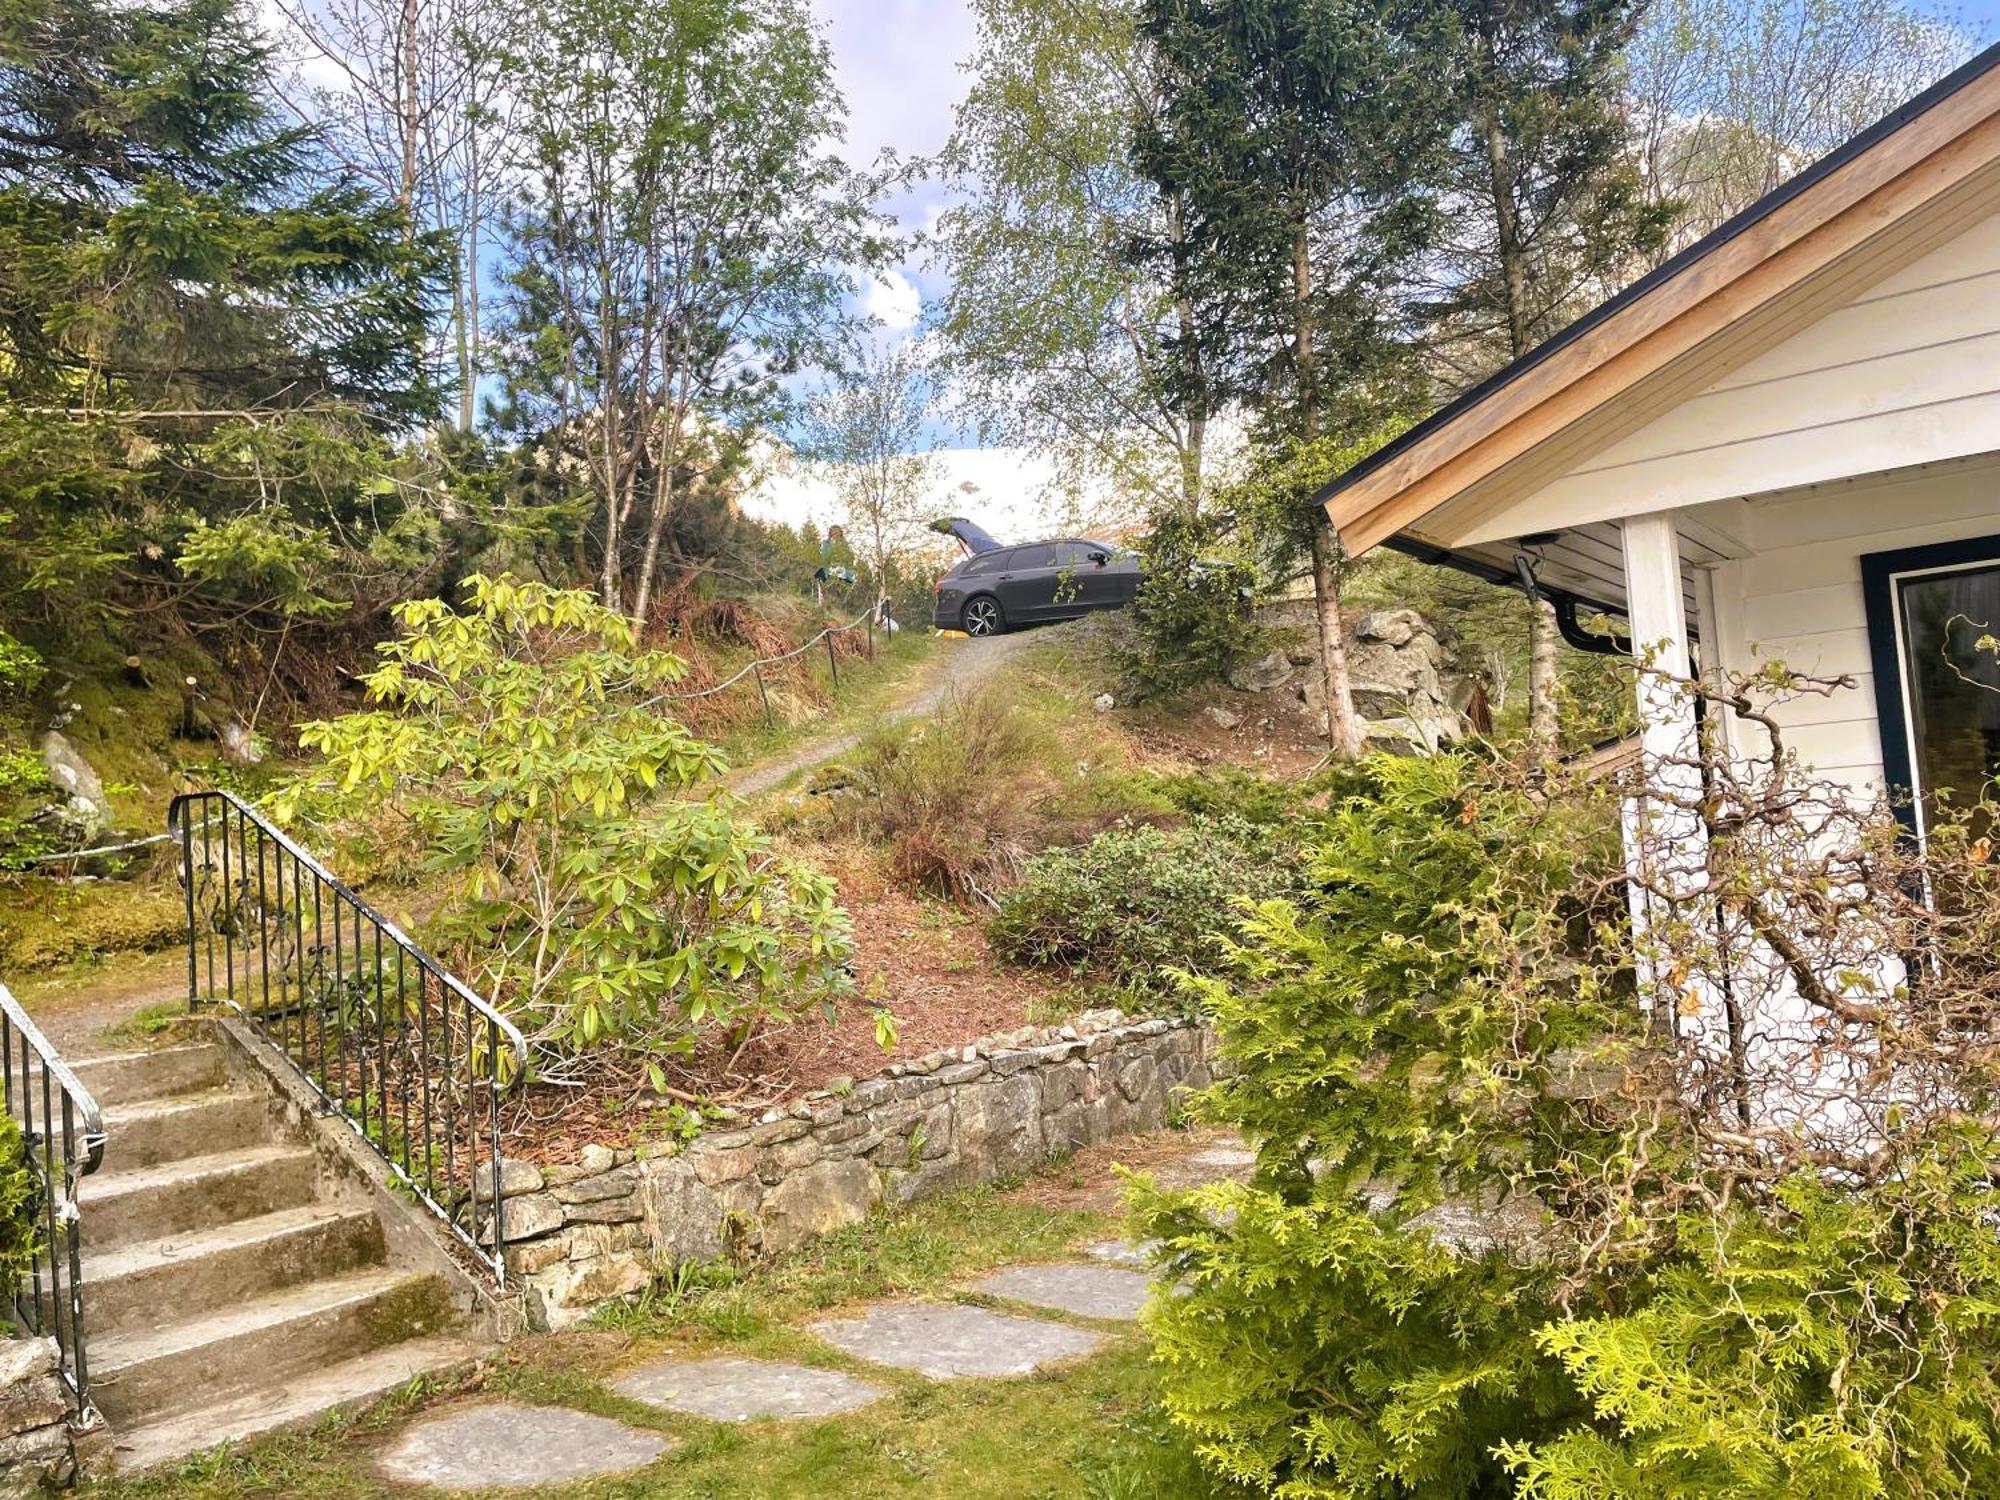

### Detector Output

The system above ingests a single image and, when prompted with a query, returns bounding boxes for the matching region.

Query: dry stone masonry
[0,1339,77,1499]
[490,1009,1219,1330]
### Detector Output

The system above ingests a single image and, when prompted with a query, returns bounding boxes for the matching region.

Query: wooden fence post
[754,663,772,727]
[826,633,839,686]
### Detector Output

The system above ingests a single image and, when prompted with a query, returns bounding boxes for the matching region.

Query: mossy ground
[88,1168,1226,1500]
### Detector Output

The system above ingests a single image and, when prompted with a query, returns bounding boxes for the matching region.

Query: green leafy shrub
[1135,722,2000,1499]
[1131,764,1303,825]
[0,1111,40,1308]
[989,814,1310,994]
[1125,508,1263,697]
[282,576,851,1072]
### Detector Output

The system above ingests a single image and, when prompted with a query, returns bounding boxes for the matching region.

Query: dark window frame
[1860,531,2000,836]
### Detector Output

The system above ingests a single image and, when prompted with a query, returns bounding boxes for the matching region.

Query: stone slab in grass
[809,1301,1103,1379]
[615,1356,887,1423]
[971,1262,1154,1322]
[1086,1239,1159,1267]
[1153,1139,1256,1189]
[376,1402,669,1489]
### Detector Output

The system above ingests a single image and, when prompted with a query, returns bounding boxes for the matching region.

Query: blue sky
[819,0,978,342]
[821,0,2000,351]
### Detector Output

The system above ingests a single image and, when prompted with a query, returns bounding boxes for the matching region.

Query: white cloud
[816,0,978,171]
[741,443,1134,545]
[859,267,924,332]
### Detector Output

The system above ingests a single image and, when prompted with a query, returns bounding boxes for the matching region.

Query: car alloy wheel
[964,597,1001,636]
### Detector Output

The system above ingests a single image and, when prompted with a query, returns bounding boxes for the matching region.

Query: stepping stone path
[1155,1141,1257,1188]
[810,1302,1103,1379]
[616,1356,887,1422]
[1087,1238,1159,1266]
[377,1402,669,1489]
[971,1263,1154,1322]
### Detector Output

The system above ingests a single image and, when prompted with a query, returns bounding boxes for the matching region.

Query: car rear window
[1010,544,1057,569]
[961,550,1012,576]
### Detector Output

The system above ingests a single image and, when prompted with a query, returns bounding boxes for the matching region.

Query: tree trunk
[1480,103,1531,359]
[1527,596,1559,757]
[398,0,420,220]
[1293,221,1360,756]
[1479,84,1564,757]
[628,405,684,632]
[1313,520,1365,759]
[458,136,481,433]
[1181,414,1205,518]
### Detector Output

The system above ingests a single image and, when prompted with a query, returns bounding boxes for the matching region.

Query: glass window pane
[1896,561,2000,833]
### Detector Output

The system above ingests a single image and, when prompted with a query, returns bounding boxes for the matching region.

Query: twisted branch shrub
[1137,673,2000,1499]
[282,576,851,1079]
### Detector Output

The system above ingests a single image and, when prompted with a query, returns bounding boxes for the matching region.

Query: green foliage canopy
[0,0,447,629]
[1137,743,2000,1498]
[283,576,852,1072]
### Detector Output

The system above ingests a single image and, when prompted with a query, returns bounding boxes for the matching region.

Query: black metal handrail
[0,979,105,1420]
[168,790,528,1283]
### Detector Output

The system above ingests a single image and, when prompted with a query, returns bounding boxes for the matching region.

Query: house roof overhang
[1317,41,2000,560]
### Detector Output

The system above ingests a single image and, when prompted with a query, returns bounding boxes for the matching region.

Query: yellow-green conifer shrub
[1136,741,2000,1499]
[0,1112,42,1312]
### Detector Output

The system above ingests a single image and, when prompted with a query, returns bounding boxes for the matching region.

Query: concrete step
[81,1144,317,1252]
[98,1089,268,1171]
[84,1201,387,1334]
[89,1266,457,1431]
[109,1334,488,1473]
[71,1044,226,1108]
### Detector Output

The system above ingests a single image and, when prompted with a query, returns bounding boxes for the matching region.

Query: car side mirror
[1087,550,1109,565]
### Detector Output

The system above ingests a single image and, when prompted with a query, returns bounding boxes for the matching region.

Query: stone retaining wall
[488,1010,1219,1330]
[0,1339,76,1498]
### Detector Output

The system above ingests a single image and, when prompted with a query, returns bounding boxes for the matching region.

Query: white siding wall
[1704,457,2000,793]
[1463,209,2000,545]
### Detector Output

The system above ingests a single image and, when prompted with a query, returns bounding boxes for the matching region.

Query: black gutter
[1316,38,2000,516]
[1384,535,1668,655]
[1385,534,1625,621]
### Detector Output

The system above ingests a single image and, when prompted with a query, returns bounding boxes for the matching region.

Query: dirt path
[723,631,1035,799]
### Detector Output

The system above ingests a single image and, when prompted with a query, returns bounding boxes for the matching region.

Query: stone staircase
[70,1033,490,1472]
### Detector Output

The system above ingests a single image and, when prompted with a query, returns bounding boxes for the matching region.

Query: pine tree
[1409,0,1675,754]
[1132,0,1446,755]
[0,0,446,628]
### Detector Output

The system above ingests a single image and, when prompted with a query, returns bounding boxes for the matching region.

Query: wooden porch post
[1620,512,1710,1032]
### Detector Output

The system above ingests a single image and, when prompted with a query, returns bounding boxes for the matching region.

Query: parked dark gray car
[931,538,1143,636]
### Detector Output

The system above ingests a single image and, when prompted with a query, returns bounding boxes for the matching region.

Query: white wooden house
[1316,42,2000,842]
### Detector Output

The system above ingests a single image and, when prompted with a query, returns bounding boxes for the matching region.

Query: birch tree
[803,343,940,623]
[269,0,509,429]
[491,0,895,628]
[1629,0,1977,256]
[933,0,1218,522]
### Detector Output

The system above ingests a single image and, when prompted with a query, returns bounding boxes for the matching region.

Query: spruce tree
[0,0,444,628]
[1132,0,1446,755]
[1411,0,1675,754]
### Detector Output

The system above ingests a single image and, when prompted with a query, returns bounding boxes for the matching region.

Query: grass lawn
[92,1151,1225,1500]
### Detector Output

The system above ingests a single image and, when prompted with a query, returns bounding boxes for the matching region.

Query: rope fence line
[24,608,890,869]
[18,815,226,868]
[636,603,883,717]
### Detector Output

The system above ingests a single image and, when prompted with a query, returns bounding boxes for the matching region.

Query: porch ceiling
[1391,517,1733,632]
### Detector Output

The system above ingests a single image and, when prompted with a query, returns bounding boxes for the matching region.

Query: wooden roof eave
[1319,43,2000,558]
